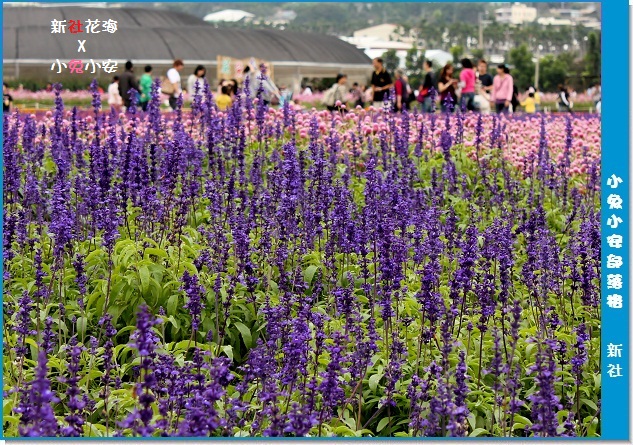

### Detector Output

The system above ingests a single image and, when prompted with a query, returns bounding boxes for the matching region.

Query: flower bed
[3,82,601,438]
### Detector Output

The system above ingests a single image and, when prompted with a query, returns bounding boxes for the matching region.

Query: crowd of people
[2,56,601,116]
[320,57,549,115]
[313,56,601,115]
[106,59,276,112]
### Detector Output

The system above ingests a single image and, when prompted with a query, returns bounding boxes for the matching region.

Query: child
[520,92,536,114]
[215,85,232,111]
[107,76,123,111]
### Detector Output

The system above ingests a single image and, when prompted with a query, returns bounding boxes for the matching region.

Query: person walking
[511,83,520,113]
[139,65,153,112]
[394,69,411,112]
[3,82,13,113]
[557,84,573,113]
[165,59,185,111]
[118,60,139,110]
[403,74,413,109]
[107,76,123,111]
[187,65,206,98]
[476,59,493,95]
[246,64,279,105]
[323,73,348,113]
[418,59,436,113]
[438,63,458,113]
[490,64,513,114]
[459,58,476,111]
[350,82,365,108]
[370,57,393,108]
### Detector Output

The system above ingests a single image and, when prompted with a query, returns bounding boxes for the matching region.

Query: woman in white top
[166,59,184,111]
[107,76,123,111]
[187,65,206,99]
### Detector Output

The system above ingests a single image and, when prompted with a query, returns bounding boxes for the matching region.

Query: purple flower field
[2,80,600,437]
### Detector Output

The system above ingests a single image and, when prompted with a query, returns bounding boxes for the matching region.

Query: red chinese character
[68,59,84,74]
[68,19,84,34]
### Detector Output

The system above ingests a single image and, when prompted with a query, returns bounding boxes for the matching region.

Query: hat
[528,86,535,94]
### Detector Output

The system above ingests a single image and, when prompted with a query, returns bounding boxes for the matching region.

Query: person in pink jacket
[490,64,513,114]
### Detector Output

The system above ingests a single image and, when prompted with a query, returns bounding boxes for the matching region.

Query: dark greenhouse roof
[3,6,372,65]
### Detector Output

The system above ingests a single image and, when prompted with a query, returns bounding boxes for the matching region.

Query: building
[550,8,584,20]
[353,24,410,43]
[269,10,297,25]
[494,3,537,25]
[423,50,453,67]
[341,36,413,69]
[537,17,573,26]
[545,5,601,29]
[203,9,255,23]
[577,18,601,30]
[3,6,373,93]
[341,35,454,70]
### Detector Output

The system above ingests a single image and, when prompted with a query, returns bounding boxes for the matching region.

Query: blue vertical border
[601,0,630,441]
[0,0,630,441]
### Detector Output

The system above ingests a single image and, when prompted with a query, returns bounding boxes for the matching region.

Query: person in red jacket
[394,69,411,112]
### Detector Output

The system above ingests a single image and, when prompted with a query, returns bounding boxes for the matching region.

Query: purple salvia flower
[42,317,56,355]
[527,339,563,437]
[16,349,60,437]
[181,271,206,333]
[119,305,161,436]
[60,336,86,436]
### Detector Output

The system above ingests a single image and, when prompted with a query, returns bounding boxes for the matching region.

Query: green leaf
[234,322,253,348]
[139,265,150,295]
[581,398,598,412]
[469,428,489,437]
[334,426,355,436]
[513,415,532,426]
[167,294,179,316]
[221,345,234,361]
[4,397,14,416]
[376,417,390,432]
[593,374,601,391]
[144,247,168,260]
[368,373,382,392]
[167,316,180,333]
[150,278,163,304]
[77,317,87,338]
[304,265,319,286]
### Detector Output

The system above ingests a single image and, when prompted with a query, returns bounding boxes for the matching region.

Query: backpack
[322,84,338,107]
